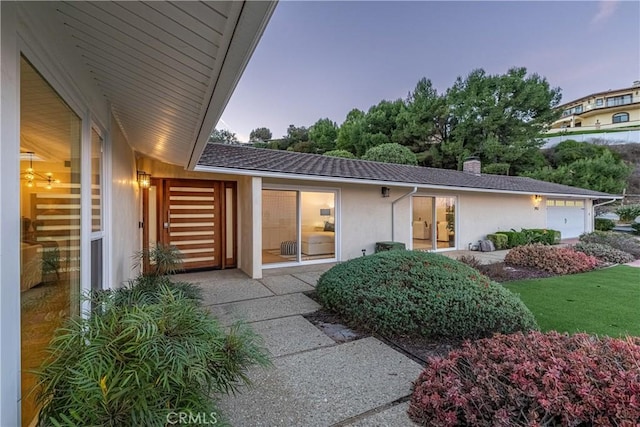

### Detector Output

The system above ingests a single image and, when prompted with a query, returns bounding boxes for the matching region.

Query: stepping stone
[260,275,315,295]
[250,316,335,357]
[208,293,320,326]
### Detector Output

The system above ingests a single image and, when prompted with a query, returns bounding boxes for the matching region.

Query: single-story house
[184,143,615,279]
[0,1,621,425]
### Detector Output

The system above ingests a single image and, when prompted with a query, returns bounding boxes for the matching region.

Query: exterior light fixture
[533,194,542,210]
[137,171,151,188]
[381,186,390,198]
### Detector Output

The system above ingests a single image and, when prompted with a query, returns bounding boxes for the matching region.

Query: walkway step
[217,337,422,427]
[208,293,320,326]
[249,315,336,358]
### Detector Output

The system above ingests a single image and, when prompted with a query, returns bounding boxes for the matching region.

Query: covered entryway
[143,179,236,272]
[546,199,586,238]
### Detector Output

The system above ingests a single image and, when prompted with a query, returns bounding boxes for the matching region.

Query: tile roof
[198,143,616,198]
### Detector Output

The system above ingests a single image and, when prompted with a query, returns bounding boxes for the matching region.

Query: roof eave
[186,1,277,170]
[194,164,618,199]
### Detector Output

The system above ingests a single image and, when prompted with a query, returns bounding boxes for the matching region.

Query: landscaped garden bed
[306,238,640,426]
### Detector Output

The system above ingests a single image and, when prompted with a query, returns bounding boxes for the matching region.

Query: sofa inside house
[412,221,431,239]
[20,217,59,291]
[301,222,335,256]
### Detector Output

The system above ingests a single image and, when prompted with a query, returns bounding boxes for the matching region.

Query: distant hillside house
[548,81,640,133]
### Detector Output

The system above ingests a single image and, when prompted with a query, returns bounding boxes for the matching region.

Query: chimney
[633,80,640,88]
[463,157,481,175]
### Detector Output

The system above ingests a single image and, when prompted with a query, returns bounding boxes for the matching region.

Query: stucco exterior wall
[238,176,261,278]
[457,192,545,248]
[110,119,140,287]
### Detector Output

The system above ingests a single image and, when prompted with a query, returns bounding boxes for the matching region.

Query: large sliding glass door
[262,189,336,265]
[20,56,82,425]
[412,196,456,251]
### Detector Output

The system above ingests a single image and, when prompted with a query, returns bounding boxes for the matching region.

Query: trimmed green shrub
[486,233,508,250]
[374,241,406,253]
[323,149,356,159]
[573,242,635,264]
[505,244,599,274]
[615,204,640,222]
[497,231,527,248]
[494,229,560,248]
[409,331,640,426]
[361,143,418,165]
[316,251,538,339]
[37,281,270,426]
[595,218,616,231]
[579,231,640,258]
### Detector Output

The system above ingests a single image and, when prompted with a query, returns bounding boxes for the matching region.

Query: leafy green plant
[486,233,508,250]
[36,281,270,426]
[573,242,635,264]
[595,218,616,231]
[316,251,537,339]
[615,204,640,222]
[133,244,184,276]
[361,143,418,165]
[323,149,356,159]
[579,231,640,258]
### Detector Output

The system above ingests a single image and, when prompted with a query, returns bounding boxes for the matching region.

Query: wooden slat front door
[164,179,221,270]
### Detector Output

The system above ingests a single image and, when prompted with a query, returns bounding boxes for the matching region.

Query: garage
[546,199,586,238]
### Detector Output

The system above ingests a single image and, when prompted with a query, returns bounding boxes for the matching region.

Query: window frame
[612,112,630,124]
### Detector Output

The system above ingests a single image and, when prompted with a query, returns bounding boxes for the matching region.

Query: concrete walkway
[175,266,421,427]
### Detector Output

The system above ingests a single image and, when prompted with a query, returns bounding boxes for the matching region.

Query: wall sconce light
[533,194,542,210]
[381,186,390,198]
[137,171,151,188]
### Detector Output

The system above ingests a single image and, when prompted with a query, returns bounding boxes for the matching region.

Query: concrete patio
[175,265,421,427]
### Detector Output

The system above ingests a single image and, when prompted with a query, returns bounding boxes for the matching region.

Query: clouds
[591,0,619,27]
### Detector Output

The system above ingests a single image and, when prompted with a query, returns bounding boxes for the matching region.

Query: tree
[336,109,366,155]
[308,118,338,153]
[249,127,272,142]
[209,128,239,144]
[361,143,418,165]
[393,78,449,152]
[525,150,631,194]
[324,149,356,159]
[442,67,561,173]
[546,139,611,167]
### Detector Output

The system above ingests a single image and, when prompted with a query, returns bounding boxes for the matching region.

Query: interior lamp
[137,171,151,188]
[21,152,60,189]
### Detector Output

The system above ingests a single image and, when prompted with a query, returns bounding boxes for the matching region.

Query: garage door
[546,199,585,239]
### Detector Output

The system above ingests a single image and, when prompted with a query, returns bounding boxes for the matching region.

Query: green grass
[504,266,640,337]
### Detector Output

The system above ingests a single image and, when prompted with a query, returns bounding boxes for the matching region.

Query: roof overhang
[194,164,621,200]
[18,1,276,168]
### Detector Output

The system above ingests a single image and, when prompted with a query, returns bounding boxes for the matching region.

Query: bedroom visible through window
[261,189,336,265]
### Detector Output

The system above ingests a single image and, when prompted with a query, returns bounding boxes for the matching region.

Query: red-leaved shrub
[505,244,599,274]
[409,331,640,427]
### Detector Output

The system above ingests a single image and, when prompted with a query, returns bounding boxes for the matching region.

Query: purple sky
[219,1,640,142]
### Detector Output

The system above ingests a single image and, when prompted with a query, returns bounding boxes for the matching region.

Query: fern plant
[36,282,270,426]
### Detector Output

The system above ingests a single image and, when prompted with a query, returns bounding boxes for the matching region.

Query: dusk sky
[219,1,640,142]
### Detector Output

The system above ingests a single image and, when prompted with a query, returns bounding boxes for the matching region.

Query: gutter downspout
[591,198,619,231]
[592,198,618,209]
[391,187,417,241]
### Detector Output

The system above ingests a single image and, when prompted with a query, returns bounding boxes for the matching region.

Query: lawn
[504,265,640,337]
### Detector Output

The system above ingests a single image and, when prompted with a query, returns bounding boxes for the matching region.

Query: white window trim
[261,183,341,268]
[409,193,459,252]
